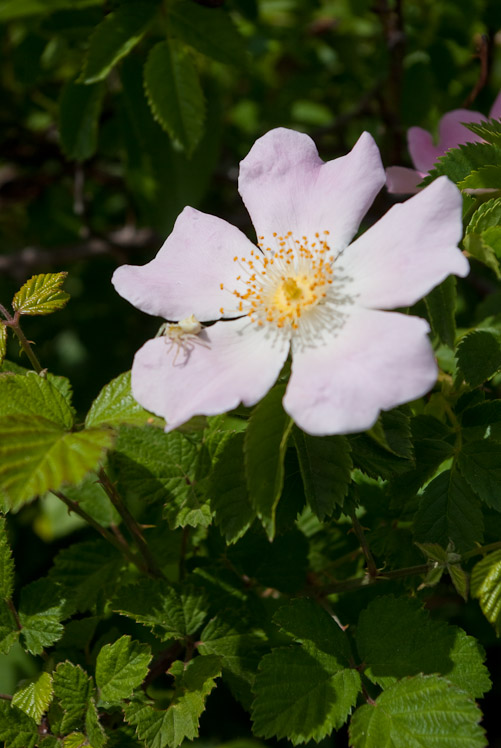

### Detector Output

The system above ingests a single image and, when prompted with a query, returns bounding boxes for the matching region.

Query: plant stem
[54,490,141,570]
[317,563,432,596]
[350,509,378,578]
[7,313,43,373]
[6,598,22,631]
[462,540,501,560]
[98,468,164,578]
[0,694,12,701]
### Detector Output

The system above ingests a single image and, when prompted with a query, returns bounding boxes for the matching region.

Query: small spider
[156,314,206,363]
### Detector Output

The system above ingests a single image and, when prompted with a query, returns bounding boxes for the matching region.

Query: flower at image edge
[112,128,469,436]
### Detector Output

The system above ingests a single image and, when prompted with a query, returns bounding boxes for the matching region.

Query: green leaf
[113,581,207,641]
[464,117,501,146]
[0,700,38,748]
[85,697,106,748]
[471,549,501,635]
[425,276,457,348]
[82,2,158,84]
[456,330,501,387]
[0,517,15,600]
[96,635,152,704]
[458,439,501,510]
[124,656,221,748]
[244,384,293,539]
[413,469,484,553]
[0,0,101,21]
[85,371,162,429]
[209,432,255,543]
[53,662,94,734]
[349,674,486,748]
[0,415,113,510]
[110,426,209,529]
[251,599,361,743]
[460,164,501,189]
[12,672,54,723]
[0,602,19,654]
[0,372,74,427]
[468,196,501,233]
[18,578,71,655]
[463,233,501,279]
[11,273,69,316]
[0,324,7,367]
[144,40,205,155]
[168,0,248,67]
[422,142,501,185]
[449,562,470,602]
[356,596,490,698]
[367,408,413,459]
[59,79,104,161]
[293,430,351,520]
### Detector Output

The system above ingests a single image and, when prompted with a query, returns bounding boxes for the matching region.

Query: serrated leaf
[82,2,158,84]
[293,429,351,520]
[356,596,490,697]
[0,415,113,509]
[460,164,501,189]
[244,384,293,539]
[12,672,54,723]
[18,578,71,655]
[367,408,413,459]
[463,233,501,279]
[458,439,501,510]
[0,372,74,427]
[413,469,484,553]
[59,79,104,161]
[456,330,501,387]
[168,0,248,67]
[349,674,486,748]
[422,141,501,186]
[113,581,207,641]
[0,324,7,367]
[53,662,94,734]
[96,635,151,704]
[0,700,38,748]
[0,517,15,600]
[209,432,255,543]
[449,562,469,601]
[144,40,205,155]
[0,601,19,654]
[471,549,501,635]
[468,196,501,233]
[110,426,208,530]
[425,276,457,348]
[85,371,163,429]
[414,541,449,563]
[62,734,87,748]
[12,273,69,316]
[85,698,106,748]
[124,656,221,748]
[464,117,501,146]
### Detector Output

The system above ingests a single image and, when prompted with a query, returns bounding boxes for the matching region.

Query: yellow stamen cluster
[221,231,333,330]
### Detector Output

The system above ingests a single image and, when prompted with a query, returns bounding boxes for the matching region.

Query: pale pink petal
[408,109,485,173]
[112,207,256,322]
[238,128,385,253]
[284,309,437,435]
[489,91,501,120]
[385,166,424,194]
[131,318,289,431]
[341,176,468,310]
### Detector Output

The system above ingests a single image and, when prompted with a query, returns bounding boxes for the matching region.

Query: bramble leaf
[460,164,501,189]
[53,662,94,734]
[0,517,15,600]
[0,372,74,427]
[144,40,205,155]
[82,2,158,83]
[59,79,104,161]
[12,672,54,723]
[349,675,486,748]
[464,117,501,146]
[422,142,501,185]
[425,276,457,348]
[85,371,163,429]
[209,432,255,543]
[458,439,501,510]
[96,635,152,704]
[471,550,501,635]
[456,330,501,387]
[0,701,38,748]
[12,273,69,316]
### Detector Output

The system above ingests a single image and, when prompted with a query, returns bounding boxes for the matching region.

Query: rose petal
[131,317,290,431]
[284,309,437,435]
[112,207,256,321]
[385,166,424,194]
[238,128,385,253]
[489,90,501,120]
[341,176,468,310]
[408,109,485,173]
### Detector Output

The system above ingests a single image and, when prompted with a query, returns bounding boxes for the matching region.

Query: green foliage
[82,3,159,84]
[458,439,501,509]
[59,80,105,161]
[464,117,501,146]
[423,142,501,185]
[85,371,162,429]
[209,432,255,543]
[144,40,205,156]
[11,273,69,316]
[251,599,361,743]
[425,276,457,348]
[0,324,6,367]
[0,0,101,21]
[96,635,152,704]
[244,384,293,539]
[12,672,54,723]
[52,662,94,734]
[471,550,501,635]
[456,330,501,387]
[349,675,486,748]
[124,656,221,748]
[0,701,38,748]
[0,517,15,600]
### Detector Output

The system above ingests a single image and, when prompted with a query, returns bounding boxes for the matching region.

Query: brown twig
[464,34,491,108]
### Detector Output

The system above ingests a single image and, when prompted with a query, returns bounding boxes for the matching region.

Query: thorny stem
[350,509,378,578]
[54,489,141,570]
[6,598,22,631]
[98,468,164,579]
[5,311,43,374]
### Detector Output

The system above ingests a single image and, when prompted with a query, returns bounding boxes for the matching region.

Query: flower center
[221,231,334,330]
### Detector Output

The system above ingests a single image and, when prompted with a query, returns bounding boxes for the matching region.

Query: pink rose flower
[386,91,501,194]
[112,128,468,436]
